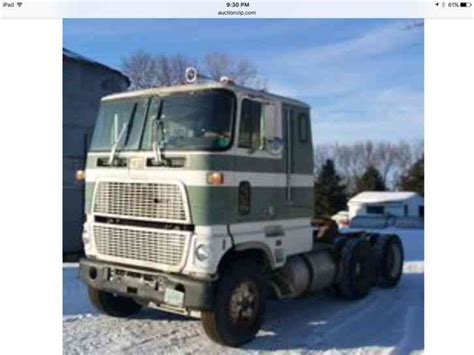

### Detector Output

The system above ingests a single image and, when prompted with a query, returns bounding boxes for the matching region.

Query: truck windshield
[142,89,235,151]
[90,98,148,152]
[90,89,235,152]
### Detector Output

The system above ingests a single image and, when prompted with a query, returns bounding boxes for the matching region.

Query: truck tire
[88,287,142,317]
[337,238,376,300]
[374,234,404,288]
[201,259,267,347]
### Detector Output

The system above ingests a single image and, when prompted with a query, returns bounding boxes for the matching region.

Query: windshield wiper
[152,100,168,165]
[108,122,128,165]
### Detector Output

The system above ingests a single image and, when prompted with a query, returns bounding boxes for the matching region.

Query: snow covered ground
[63,229,424,354]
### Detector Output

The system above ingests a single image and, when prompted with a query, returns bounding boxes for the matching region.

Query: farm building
[348,191,424,229]
[63,48,130,253]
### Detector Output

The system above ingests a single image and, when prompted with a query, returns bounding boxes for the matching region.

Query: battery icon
[460,2,472,6]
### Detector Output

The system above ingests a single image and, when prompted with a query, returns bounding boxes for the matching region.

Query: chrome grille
[94,224,187,267]
[93,181,188,223]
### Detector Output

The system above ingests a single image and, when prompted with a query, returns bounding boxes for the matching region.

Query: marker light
[75,170,86,182]
[220,76,235,85]
[207,172,224,185]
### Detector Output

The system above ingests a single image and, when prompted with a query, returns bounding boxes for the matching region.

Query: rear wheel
[374,234,404,288]
[337,238,376,300]
[201,259,267,347]
[88,287,142,317]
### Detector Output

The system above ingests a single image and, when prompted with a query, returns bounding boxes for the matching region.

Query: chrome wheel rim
[229,281,259,326]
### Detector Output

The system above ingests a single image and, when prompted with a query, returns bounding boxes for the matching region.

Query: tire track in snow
[246,292,382,352]
[391,305,423,355]
[303,295,383,350]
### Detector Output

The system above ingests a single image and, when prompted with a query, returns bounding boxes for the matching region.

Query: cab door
[234,97,282,223]
[282,104,313,216]
[283,104,296,204]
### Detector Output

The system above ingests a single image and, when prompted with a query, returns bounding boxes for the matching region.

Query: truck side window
[298,113,308,143]
[239,99,262,149]
[238,181,251,215]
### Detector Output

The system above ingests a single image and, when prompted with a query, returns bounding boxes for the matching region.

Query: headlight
[195,244,210,262]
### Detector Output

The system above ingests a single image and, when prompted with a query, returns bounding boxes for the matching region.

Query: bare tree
[122,50,262,90]
[156,54,197,86]
[360,141,377,168]
[203,52,259,87]
[333,143,360,191]
[122,52,196,89]
[412,139,424,161]
[395,141,414,176]
[392,139,424,188]
[122,51,160,90]
[374,141,398,186]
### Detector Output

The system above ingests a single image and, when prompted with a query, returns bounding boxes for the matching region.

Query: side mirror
[262,103,283,155]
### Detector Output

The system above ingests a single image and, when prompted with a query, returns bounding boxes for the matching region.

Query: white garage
[348,191,424,229]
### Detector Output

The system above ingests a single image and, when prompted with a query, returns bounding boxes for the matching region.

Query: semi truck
[78,68,404,347]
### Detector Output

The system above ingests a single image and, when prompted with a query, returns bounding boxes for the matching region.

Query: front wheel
[88,287,142,317]
[201,259,267,347]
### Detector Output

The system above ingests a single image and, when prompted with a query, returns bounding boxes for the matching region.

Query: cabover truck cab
[79,69,404,347]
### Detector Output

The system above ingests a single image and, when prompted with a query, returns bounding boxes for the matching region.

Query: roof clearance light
[207,172,224,186]
[220,76,235,85]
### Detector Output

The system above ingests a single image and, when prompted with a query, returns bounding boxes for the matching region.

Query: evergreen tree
[355,166,386,193]
[399,157,424,195]
[314,159,347,217]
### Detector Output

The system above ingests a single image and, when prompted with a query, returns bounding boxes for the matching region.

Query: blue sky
[63,19,424,144]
